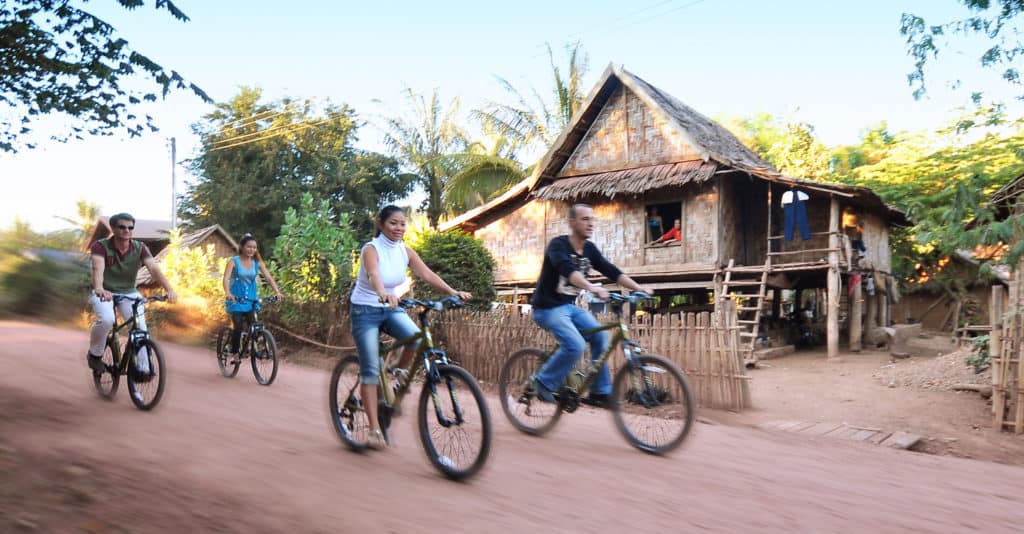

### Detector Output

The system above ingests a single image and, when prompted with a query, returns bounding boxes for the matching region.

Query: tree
[381,88,465,228]
[180,87,414,253]
[0,0,209,152]
[476,41,589,158]
[901,0,1024,101]
[718,113,831,179]
[55,199,101,248]
[411,231,496,309]
[443,125,531,212]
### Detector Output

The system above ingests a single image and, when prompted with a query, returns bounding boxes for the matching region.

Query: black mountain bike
[329,296,492,480]
[91,294,168,411]
[216,296,279,385]
[499,292,696,454]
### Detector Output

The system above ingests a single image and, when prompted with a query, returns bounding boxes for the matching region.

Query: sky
[1,0,1018,233]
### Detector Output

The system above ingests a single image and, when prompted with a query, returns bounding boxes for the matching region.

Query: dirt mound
[873,348,991,391]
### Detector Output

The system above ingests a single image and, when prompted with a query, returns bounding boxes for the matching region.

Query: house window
[645,201,682,244]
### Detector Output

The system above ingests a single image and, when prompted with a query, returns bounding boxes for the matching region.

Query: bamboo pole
[990,285,1005,416]
[850,273,863,352]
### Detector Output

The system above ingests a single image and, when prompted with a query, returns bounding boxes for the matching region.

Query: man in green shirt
[87,213,178,378]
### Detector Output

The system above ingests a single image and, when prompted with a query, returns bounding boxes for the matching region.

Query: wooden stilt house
[442,65,908,361]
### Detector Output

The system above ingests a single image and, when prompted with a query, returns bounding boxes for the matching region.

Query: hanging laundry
[781,189,811,241]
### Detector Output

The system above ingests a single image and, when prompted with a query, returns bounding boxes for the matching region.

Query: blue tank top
[226,256,259,313]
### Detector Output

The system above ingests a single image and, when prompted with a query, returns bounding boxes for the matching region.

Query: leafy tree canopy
[411,231,496,309]
[901,0,1024,102]
[0,0,209,152]
[180,87,414,254]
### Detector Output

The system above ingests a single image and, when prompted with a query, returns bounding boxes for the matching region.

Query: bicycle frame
[376,304,449,407]
[106,297,152,374]
[547,297,647,398]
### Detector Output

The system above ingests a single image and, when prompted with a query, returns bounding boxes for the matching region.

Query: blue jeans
[350,304,420,385]
[532,304,612,396]
[784,199,811,241]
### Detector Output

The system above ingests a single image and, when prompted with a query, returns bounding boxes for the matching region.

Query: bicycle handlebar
[397,295,466,311]
[112,294,167,305]
[231,296,279,304]
[606,291,654,304]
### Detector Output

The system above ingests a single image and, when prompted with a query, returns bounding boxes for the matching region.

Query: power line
[208,108,296,138]
[209,116,341,152]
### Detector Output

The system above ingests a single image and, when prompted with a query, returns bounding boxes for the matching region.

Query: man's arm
[91,254,112,301]
[142,256,178,304]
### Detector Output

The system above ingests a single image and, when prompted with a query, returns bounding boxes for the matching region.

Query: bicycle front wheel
[329,354,372,451]
[250,330,279,386]
[92,337,120,399]
[216,326,240,378]
[417,365,491,480]
[611,354,695,454]
[127,340,166,411]
[498,348,562,436]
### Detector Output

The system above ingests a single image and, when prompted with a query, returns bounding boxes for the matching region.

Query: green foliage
[381,88,466,228]
[0,0,209,152]
[270,193,360,304]
[180,87,413,254]
[901,0,1024,101]
[158,228,227,323]
[718,113,831,179]
[411,231,496,308]
[0,252,89,319]
[966,334,991,372]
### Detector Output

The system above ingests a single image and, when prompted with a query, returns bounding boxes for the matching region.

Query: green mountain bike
[91,294,168,411]
[329,296,492,480]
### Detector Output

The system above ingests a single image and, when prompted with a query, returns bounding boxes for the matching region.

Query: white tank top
[350,234,410,307]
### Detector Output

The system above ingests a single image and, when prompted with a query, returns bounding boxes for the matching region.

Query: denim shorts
[350,303,420,384]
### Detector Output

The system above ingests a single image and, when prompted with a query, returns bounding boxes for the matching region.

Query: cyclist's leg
[88,293,115,365]
[570,306,611,396]
[229,312,245,354]
[381,307,419,371]
[118,291,149,371]
[532,304,586,392]
[351,304,386,442]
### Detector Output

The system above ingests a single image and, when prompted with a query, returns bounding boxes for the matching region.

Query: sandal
[368,429,388,450]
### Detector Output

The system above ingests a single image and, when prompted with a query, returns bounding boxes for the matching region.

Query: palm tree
[444,124,532,211]
[474,41,590,157]
[381,88,464,228]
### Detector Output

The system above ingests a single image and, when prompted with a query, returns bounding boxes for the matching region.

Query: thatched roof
[441,65,908,232]
[534,161,717,200]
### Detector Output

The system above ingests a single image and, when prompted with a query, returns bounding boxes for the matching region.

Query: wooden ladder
[720,257,771,365]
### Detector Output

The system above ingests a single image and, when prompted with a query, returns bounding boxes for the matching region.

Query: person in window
[651,218,682,246]
[647,207,663,242]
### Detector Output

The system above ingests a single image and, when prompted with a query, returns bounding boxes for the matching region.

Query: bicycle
[215,296,279,386]
[329,296,492,480]
[91,294,168,411]
[498,291,696,454]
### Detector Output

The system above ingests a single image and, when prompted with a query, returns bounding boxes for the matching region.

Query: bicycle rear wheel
[611,354,695,454]
[417,365,491,480]
[250,330,279,386]
[92,338,120,399]
[498,348,562,436]
[127,340,166,411]
[329,354,372,451]
[216,326,240,378]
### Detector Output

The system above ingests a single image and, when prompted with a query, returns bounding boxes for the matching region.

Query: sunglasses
[116,225,135,230]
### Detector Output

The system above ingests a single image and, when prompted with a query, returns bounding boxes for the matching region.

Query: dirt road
[2,320,1023,533]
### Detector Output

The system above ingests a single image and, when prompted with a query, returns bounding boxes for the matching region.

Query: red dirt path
[2,320,1023,532]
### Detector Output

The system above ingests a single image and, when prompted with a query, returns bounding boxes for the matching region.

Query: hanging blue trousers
[784,199,811,241]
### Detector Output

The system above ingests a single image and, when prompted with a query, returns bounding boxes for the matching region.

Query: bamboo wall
[434,308,751,411]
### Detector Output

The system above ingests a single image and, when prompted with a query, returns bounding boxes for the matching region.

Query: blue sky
[1,0,1016,232]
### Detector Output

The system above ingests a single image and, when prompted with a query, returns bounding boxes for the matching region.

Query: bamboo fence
[435,306,751,411]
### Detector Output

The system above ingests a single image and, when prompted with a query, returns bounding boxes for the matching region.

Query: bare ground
[2,321,1024,532]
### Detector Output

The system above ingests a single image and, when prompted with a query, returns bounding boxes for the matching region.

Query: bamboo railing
[434,306,751,411]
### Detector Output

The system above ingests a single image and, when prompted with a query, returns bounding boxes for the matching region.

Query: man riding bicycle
[530,203,652,407]
[86,213,178,376]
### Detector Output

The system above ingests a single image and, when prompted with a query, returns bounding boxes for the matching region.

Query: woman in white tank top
[350,206,472,449]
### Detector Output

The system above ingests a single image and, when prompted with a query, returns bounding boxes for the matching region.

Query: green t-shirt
[91,238,152,293]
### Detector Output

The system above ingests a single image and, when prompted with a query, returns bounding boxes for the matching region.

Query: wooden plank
[880,431,922,450]
[800,422,845,436]
[867,431,893,445]
[850,429,878,442]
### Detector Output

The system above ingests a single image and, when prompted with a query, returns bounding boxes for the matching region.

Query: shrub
[411,230,496,309]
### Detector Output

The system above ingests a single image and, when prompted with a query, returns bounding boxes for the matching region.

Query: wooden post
[990,285,1005,417]
[827,196,840,360]
[850,274,863,352]
[772,288,781,320]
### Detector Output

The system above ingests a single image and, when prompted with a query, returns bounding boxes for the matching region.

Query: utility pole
[169,137,177,229]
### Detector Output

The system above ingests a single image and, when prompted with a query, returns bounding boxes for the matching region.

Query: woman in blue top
[222,234,283,361]
[350,206,471,449]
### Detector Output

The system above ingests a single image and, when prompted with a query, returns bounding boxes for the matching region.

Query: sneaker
[87,353,105,373]
[581,392,610,409]
[367,429,388,450]
[131,391,145,403]
[530,377,557,403]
